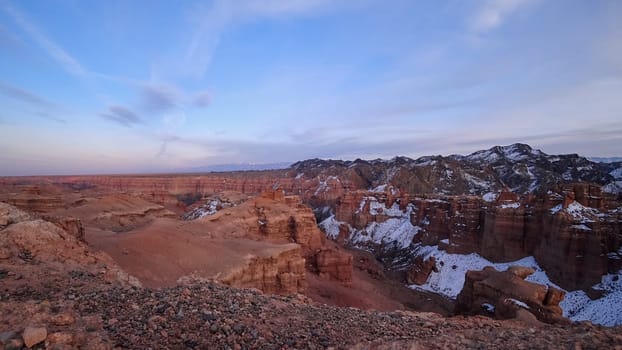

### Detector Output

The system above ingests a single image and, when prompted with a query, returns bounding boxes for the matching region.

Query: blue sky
[1,0,621,175]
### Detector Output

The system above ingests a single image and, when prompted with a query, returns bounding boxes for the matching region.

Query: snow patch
[561,270,622,326]
[183,198,233,220]
[349,203,421,249]
[506,298,530,309]
[482,303,495,312]
[550,201,601,223]
[372,184,387,193]
[319,215,343,240]
[482,192,498,202]
[408,246,550,299]
[499,202,520,209]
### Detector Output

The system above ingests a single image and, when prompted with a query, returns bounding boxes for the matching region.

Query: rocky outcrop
[312,248,353,283]
[0,202,142,288]
[406,256,437,285]
[202,190,354,284]
[219,243,306,294]
[205,190,325,252]
[42,215,85,241]
[455,266,568,325]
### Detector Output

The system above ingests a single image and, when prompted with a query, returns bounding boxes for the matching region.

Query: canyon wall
[332,184,622,291]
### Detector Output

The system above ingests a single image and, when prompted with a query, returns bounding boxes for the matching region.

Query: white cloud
[470,0,534,33]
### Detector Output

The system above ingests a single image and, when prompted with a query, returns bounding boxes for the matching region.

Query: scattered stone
[22,326,47,348]
[50,313,75,326]
[47,332,73,344]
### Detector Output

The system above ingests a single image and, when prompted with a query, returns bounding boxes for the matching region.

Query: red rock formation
[331,186,621,291]
[42,216,85,242]
[406,256,437,285]
[480,204,527,262]
[0,186,65,213]
[198,190,353,284]
[0,202,141,288]
[312,248,353,284]
[455,266,568,325]
[219,243,307,294]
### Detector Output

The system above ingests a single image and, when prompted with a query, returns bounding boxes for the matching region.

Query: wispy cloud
[141,83,180,113]
[193,91,211,108]
[1,2,87,77]
[470,0,534,33]
[100,105,141,127]
[0,81,57,108]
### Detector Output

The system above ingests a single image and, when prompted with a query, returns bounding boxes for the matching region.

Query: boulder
[22,326,47,348]
[455,266,569,325]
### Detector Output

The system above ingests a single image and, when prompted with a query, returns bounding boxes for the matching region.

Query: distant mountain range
[184,162,292,173]
[292,143,622,195]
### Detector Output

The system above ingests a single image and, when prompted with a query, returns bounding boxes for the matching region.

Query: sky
[0,0,621,175]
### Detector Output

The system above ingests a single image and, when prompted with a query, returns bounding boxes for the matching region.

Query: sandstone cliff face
[204,190,353,284]
[203,191,324,253]
[0,185,66,213]
[219,243,306,294]
[455,266,568,325]
[312,248,353,283]
[329,186,622,291]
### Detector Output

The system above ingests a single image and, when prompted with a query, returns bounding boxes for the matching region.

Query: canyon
[1,143,622,348]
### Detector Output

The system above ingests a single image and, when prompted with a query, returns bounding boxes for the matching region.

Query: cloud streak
[1,2,87,77]
[0,81,57,108]
[100,105,141,127]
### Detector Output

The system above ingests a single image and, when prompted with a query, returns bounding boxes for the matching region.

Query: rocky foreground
[2,281,622,350]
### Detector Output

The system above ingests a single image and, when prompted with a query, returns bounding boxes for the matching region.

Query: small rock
[22,326,47,348]
[51,313,75,326]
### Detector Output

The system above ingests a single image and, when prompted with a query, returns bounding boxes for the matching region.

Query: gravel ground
[66,283,622,350]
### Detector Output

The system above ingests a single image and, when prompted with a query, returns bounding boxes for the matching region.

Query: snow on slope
[561,271,622,326]
[319,215,342,239]
[408,245,551,298]
[408,244,622,326]
[351,202,421,249]
[549,201,601,223]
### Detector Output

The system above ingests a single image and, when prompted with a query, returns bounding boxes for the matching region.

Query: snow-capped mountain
[291,143,621,195]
